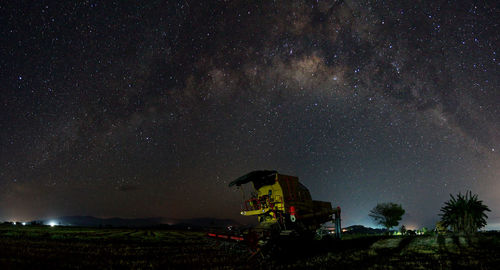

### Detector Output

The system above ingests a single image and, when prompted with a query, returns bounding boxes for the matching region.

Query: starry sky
[1,0,499,229]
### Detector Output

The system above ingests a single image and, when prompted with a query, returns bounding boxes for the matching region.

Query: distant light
[12,222,16,225]
[48,221,57,227]
[22,222,26,226]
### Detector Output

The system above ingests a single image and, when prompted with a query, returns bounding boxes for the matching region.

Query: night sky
[1,1,499,229]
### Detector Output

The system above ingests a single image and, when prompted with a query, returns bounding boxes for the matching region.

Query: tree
[399,225,407,235]
[440,191,490,234]
[369,202,405,231]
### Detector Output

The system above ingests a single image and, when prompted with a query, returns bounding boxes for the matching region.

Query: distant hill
[33,216,163,227]
[33,216,240,228]
[343,225,387,234]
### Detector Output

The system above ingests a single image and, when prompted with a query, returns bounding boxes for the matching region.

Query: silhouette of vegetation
[440,191,490,234]
[369,202,405,231]
[399,225,407,235]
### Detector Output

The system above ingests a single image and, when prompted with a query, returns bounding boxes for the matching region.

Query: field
[1,225,500,269]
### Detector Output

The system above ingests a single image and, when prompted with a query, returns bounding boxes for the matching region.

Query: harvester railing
[243,195,284,212]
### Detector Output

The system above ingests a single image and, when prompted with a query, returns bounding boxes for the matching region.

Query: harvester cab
[229,170,342,239]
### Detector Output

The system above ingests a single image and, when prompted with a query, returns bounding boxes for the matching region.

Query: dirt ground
[1,225,499,269]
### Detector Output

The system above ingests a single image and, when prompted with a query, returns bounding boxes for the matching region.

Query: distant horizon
[3,214,499,231]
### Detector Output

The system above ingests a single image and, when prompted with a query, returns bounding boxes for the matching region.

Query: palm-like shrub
[440,191,490,234]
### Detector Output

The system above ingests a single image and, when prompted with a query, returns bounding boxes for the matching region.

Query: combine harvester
[208,170,341,254]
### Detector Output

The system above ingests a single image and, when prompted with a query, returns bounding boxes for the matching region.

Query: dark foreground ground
[1,225,499,269]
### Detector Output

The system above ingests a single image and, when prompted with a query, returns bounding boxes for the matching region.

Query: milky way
[1,0,499,229]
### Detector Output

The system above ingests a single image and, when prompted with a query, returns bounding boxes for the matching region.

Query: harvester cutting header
[229,170,341,238]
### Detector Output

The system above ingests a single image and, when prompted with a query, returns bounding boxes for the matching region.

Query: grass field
[1,225,500,269]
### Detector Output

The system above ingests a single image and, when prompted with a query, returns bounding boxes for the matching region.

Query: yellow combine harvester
[231,170,341,237]
[207,170,341,250]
